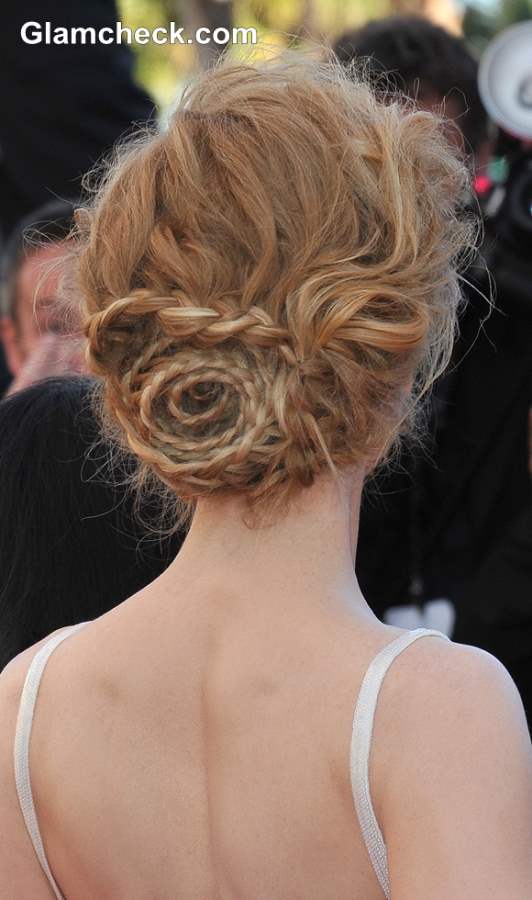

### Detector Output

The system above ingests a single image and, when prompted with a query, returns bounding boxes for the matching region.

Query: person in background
[0,376,183,671]
[334,16,493,173]
[335,16,532,729]
[0,199,86,395]
[0,1,155,393]
[0,0,155,240]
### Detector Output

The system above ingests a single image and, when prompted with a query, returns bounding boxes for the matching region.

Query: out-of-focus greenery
[232,0,389,41]
[463,0,532,53]
[119,0,402,108]
[118,0,531,110]
[119,0,191,108]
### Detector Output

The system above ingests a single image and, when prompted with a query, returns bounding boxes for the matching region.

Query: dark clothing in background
[0,346,10,396]
[358,283,532,727]
[0,378,184,672]
[0,0,155,239]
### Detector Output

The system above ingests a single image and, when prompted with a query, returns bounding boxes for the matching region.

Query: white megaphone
[478,21,532,140]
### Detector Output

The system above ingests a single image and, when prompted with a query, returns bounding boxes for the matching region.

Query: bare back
[5,585,438,900]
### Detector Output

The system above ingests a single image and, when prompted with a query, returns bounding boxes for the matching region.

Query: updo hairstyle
[75,54,474,522]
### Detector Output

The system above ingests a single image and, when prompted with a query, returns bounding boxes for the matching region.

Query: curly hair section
[74,52,475,522]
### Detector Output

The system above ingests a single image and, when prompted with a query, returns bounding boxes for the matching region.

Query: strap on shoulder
[350,628,450,900]
[13,622,90,900]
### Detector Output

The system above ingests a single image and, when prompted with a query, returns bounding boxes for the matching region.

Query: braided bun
[75,53,474,520]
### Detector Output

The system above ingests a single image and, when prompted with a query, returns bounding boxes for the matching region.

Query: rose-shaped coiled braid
[85,290,314,497]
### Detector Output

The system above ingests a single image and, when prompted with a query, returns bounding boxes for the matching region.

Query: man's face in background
[0,241,67,376]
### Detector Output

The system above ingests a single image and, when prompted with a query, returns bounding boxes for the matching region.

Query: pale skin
[0,469,531,899]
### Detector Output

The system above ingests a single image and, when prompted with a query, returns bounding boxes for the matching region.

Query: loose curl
[73,52,475,525]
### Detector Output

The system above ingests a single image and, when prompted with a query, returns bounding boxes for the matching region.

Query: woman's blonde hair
[75,53,474,524]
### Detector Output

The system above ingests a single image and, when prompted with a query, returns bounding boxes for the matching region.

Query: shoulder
[0,627,68,701]
[375,636,532,898]
[0,627,80,897]
[388,635,530,739]
[0,622,94,761]
[377,635,532,787]
[0,625,78,699]
[0,626,79,787]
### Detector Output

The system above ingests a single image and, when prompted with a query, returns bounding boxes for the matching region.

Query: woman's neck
[160,468,379,626]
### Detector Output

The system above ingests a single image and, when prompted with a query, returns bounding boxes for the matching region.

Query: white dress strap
[350,627,451,900]
[13,622,90,900]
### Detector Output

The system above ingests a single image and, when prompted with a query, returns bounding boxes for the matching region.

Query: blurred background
[119,0,532,107]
